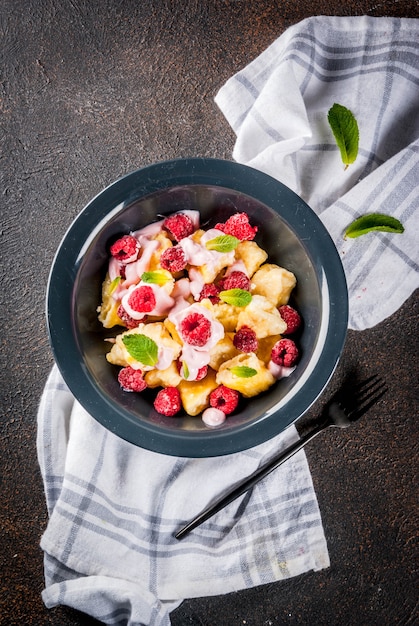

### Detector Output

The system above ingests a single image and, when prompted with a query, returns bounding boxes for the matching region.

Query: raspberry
[117,305,140,329]
[233,326,258,353]
[278,305,302,335]
[163,213,194,242]
[160,245,187,272]
[179,312,211,347]
[218,271,250,291]
[154,387,182,416]
[214,213,258,241]
[110,235,139,263]
[198,283,220,304]
[194,365,208,381]
[271,338,299,367]
[127,285,156,313]
[118,366,147,392]
[209,385,240,415]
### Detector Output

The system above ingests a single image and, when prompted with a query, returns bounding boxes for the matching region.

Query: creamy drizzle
[202,407,226,427]
[121,282,175,321]
[268,361,296,379]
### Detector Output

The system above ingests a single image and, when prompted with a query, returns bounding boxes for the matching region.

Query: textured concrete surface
[1,1,418,625]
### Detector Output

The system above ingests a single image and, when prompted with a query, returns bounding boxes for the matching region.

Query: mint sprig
[141,270,171,285]
[219,289,252,307]
[205,234,239,253]
[122,334,158,366]
[182,361,190,380]
[345,213,404,238]
[229,366,257,378]
[327,103,359,169]
[109,275,121,294]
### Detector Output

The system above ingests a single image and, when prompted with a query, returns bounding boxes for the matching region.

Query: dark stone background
[1,1,417,624]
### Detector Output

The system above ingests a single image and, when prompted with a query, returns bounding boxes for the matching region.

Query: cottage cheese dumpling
[106,322,181,371]
[211,301,242,332]
[144,361,182,388]
[147,232,173,270]
[179,228,236,285]
[209,334,239,371]
[97,273,124,328]
[237,295,287,339]
[178,368,218,416]
[256,335,283,364]
[216,353,275,397]
[235,241,268,276]
[251,263,296,306]
[99,210,301,421]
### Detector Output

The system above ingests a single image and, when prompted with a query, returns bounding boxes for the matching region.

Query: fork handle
[175,422,327,540]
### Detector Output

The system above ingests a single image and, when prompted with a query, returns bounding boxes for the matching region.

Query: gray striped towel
[38,16,418,626]
[38,366,329,625]
[215,15,419,330]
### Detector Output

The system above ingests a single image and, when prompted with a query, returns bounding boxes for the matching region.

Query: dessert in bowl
[47,158,348,457]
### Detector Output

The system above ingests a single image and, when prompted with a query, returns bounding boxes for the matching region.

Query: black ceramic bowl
[47,158,348,457]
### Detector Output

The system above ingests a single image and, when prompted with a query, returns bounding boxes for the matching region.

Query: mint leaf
[229,366,257,378]
[182,361,190,380]
[327,103,359,169]
[122,334,158,366]
[141,270,171,285]
[205,235,239,253]
[109,276,121,294]
[345,213,404,238]
[219,289,252,307]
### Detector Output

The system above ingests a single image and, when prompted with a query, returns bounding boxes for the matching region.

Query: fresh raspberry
[179,312,211,347]
[218,271,250,291]
[214,213,258,241]
[271,338,299,367]
[160,245,187,272]
[117,305,141,329]
[118,366,147,392]
[127,285,156,313]
[278,305,302,335]
[110,235,139,263]
[233,326,258,353]
[163,213,194,242]
[209,385,240,415]
[198,283,220,304]
[194,365,208,381]
[154,387,182,416]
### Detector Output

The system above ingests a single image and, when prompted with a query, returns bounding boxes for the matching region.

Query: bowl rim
[47,157,348,457]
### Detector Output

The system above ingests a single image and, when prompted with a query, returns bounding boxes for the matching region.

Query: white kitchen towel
[38,365,329,625]
[215,15,419,330]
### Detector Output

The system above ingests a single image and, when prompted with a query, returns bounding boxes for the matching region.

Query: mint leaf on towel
[345,213,404,238]
[328,103,359,169]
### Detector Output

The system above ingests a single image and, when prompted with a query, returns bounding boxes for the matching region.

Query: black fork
[175,375,387,540]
